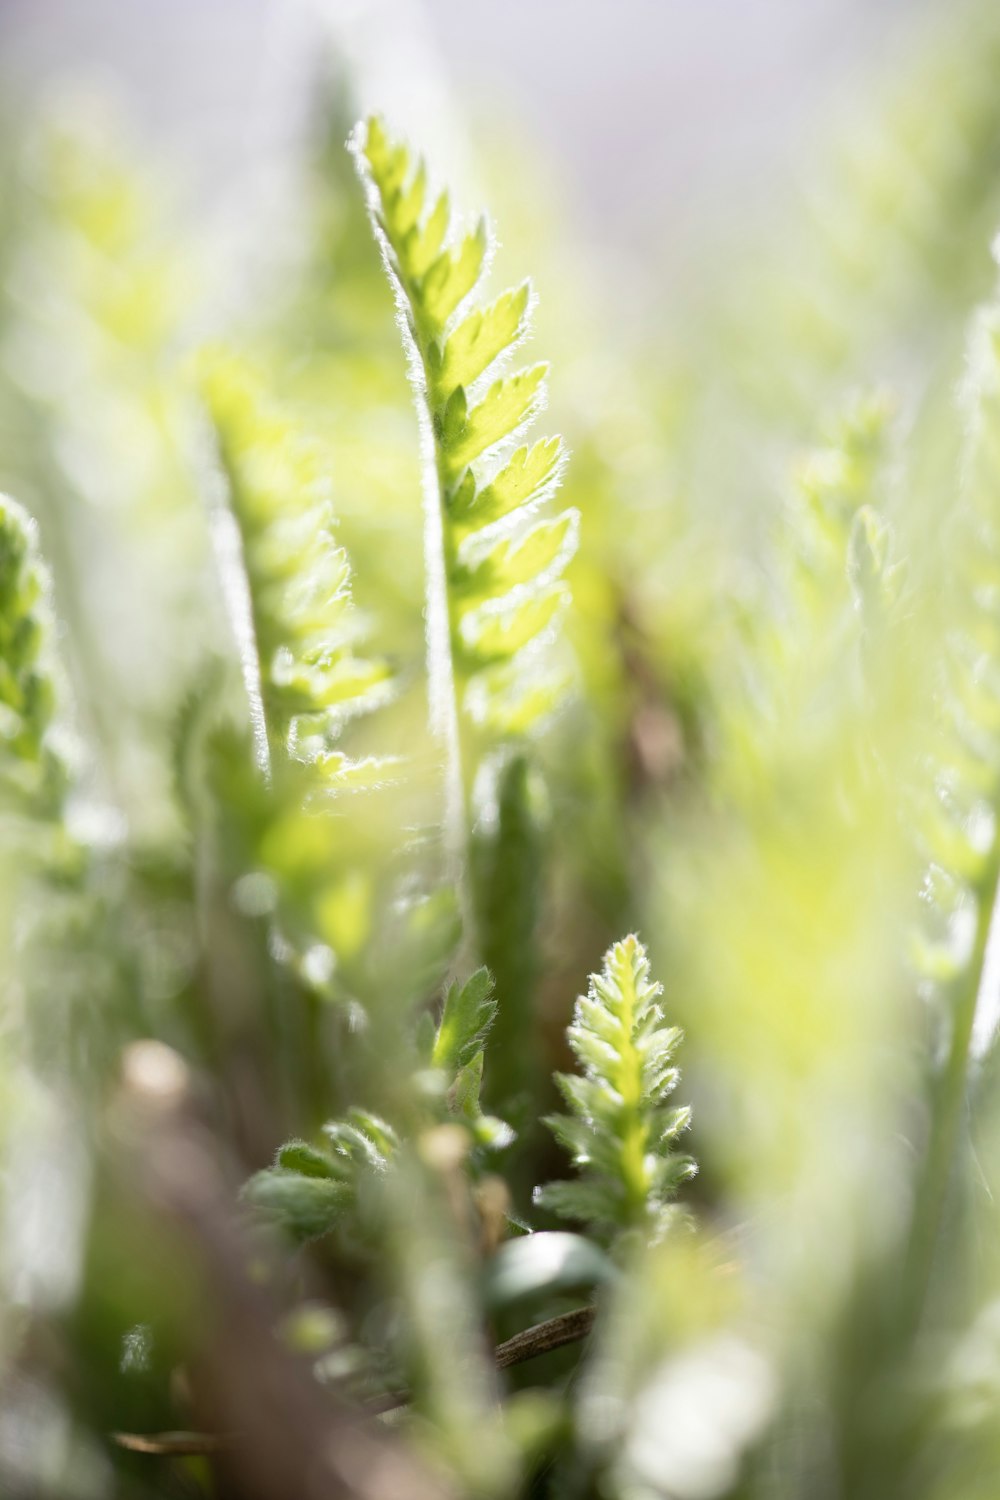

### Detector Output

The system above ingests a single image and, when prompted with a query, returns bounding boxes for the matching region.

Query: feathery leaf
[535,935,695,1247]
[0,494,66,818]
[431,966,496,1075]
[352,116,576,849]
[200,353,393,779]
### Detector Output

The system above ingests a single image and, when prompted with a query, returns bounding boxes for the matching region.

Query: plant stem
[368,1304,597,1414]
[201,419,273,781]
[419,387,468,878]
[904,841,1000,1318]
[493,1304,597,1370]
[113,1430,232,1456]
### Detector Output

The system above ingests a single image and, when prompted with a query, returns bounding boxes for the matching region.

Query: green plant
[0,495,65,818]
[201,353,393,781]
[353,116,576,870]
[535,934,694,1248]
[7,17,1000,1498]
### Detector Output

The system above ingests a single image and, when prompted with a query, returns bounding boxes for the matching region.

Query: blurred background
[0,0,941,277]
[4,2,1000,1496]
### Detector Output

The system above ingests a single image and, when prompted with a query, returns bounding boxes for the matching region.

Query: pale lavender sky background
[0,0,939,268]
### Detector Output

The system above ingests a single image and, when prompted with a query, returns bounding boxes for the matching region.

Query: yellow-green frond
[200,353,393,776]
[352,115,576,764]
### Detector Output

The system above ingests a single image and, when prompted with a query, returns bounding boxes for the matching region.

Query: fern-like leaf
[425,967,514,1150]
[352,116,575,855]
[200,354,393,781]
[535,935,695,1247]
[0,495,66,820]
[431,965,496,1075]
[909,305,1000,993]
[0,496,147,1083]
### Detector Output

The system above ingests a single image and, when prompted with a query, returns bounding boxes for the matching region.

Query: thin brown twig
[494,1304,597,1370]
[370,1303,599,1414]
[113,1430,233,1456]
[112,1304,598,1455]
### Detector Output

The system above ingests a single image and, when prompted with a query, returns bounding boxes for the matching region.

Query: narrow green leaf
[448,438,566,532]
[401,191,450,279]
[421,219,489,327]
[444,364,549,475]
[433,283,531,394]
[432,966,496,1074]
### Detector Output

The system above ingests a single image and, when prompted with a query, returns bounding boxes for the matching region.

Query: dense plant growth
[5,6,1000,1497]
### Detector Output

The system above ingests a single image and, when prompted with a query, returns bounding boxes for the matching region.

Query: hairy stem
[905,843,1000,1317]
[413,331,469,878]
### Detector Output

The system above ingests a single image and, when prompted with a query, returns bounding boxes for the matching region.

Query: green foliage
[0,496,151,1085]
[353,116,575,841]
[430,964,495,1076]
[201,354,393,780]
[473,754,545,1121]
[380,1138,520,1498]
[912,306,1000,958]
[0,494,65,817]
[243,1109,398,1243]
[12,23,1000,1500]
[245,966,513,1247]
[0,105,209,841]
[426,966,514,1149]
[899,290,1000,1314]
[536,935,694,1247]
[719,391,895,795]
